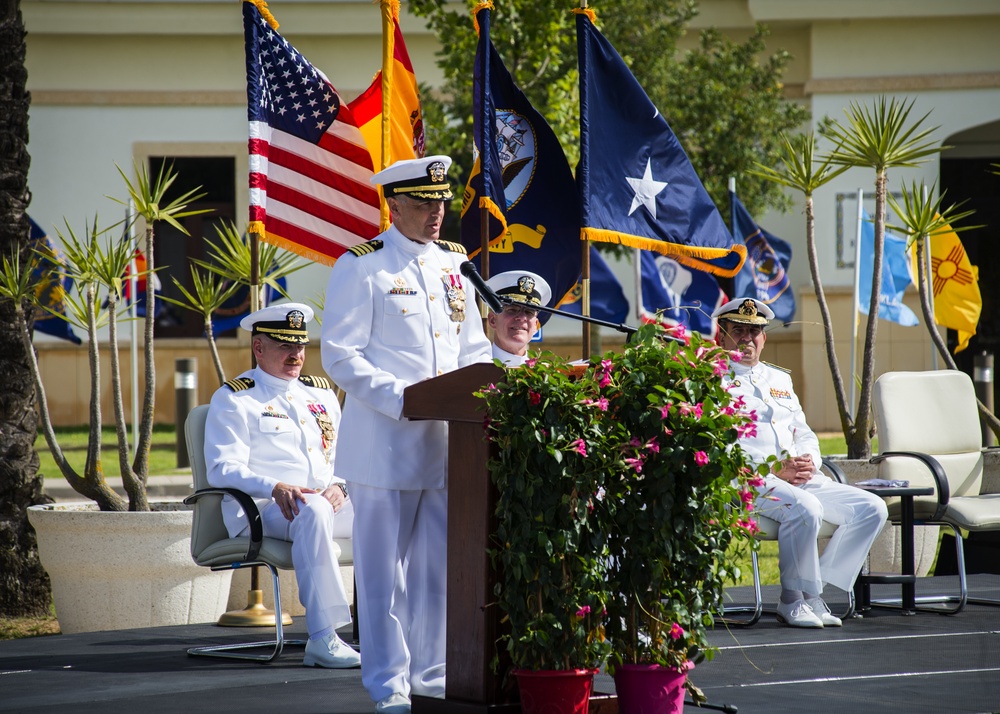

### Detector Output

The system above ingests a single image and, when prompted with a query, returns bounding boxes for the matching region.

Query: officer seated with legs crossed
[205,303,360,667]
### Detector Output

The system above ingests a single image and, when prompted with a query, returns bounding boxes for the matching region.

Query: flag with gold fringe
[575,10,745,277]
[913,217,982,353]
[244,0,380,265]
[348,0,424,230]
[460,3,580,323]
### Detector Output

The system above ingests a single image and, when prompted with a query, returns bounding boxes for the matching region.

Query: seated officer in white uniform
[713,297,888,628]
[321,156,492,714]
[484,270,551,367]
[205,303,360,668]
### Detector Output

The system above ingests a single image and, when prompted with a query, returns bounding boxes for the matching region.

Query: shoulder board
[434,240,467,255]
[347,240,383,257]
[224,377,255,392]
[762,361,792,374]
[298,374,333,390]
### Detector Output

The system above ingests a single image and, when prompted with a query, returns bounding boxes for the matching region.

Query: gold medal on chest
[442,274,466,322]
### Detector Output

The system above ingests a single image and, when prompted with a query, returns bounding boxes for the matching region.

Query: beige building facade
[22,0,1000,430]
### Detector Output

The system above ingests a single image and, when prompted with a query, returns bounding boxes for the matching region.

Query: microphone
[459,261,505,313]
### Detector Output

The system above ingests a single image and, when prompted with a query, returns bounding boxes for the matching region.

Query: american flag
[244,0,380,265]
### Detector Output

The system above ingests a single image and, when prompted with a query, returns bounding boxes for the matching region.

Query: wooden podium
[403,363,517,713]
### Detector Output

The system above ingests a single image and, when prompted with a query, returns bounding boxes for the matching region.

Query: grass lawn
[34,425,188,480]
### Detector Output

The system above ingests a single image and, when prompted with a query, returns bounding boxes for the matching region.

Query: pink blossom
[663,426,673,436]
[720,405,736,416]
[694,451,709,466]
[737,423,758,439]
[713,358,729,377]
[576,605,591,618]
[695,346,710,360]
[625,457,644,473]
[485,383,498,392]
[525,357,537,368]
[748,476,766,489]
[739,489,755,506]
[729,350,744,362]
[669,622,685,640]
[660,403,672,419]
[733,396,747,410]
[694,403,703,419]
[629,436,642,447]
[571,439,588,457]
[737,518,760,535]
[582,397,610,412]
[529,390,541,405]
[645,438,660,454]
[678,403,694,417]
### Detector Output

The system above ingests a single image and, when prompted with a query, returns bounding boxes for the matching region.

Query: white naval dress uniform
[724,359,887,594]
[320,225,492,702]
[204,366,354,636]
[492,342,528,367]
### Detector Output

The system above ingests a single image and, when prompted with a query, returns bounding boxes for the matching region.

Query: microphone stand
[496,296,684,344]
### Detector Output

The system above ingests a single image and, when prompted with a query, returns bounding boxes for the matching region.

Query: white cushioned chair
[183,404,353,661]
[721,458,855,626]
[871,370,1000,614]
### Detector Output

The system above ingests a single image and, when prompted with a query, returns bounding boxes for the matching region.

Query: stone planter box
[28,501,233,634]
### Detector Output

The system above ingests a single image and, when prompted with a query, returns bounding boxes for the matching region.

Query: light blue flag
[858,211,919,326]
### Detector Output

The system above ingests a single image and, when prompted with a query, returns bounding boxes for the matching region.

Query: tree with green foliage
[408,0,808,235]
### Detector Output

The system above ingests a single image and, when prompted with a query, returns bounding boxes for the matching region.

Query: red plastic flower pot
[513,668,597,714]
[613,662,692,714]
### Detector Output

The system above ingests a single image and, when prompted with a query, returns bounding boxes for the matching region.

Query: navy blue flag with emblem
[210,277,288,337]
[558,246,629,324]
[639,250,725,340]
[461,8,581,325]
[576,13,745,277]
[730,191,796,324]
[460,6,508,250]
[29,217,82,344]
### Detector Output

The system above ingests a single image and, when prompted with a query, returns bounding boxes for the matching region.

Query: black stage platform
[3,576,1000,714]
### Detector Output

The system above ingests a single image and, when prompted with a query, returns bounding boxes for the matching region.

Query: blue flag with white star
[461,9,581,325]
[730,191,796,324]
[576,14,745,277]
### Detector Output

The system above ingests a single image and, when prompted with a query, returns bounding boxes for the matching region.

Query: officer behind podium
[484,270,551,367]
[204,303,360,668]
[321,155,492,713]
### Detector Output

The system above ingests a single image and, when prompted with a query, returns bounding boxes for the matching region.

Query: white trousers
[754,475,888,594]
[260,494,354,637]
[350,483,448,703]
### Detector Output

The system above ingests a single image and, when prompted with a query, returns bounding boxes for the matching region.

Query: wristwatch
[334,483,349,499]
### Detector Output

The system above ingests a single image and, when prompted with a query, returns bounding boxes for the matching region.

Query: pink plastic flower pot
[513,668,597,714]
[613,662,692,714]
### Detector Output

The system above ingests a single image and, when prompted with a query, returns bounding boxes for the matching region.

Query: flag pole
[578,0,589,359]
[378,0,394,230]
[633,247,642,322]
[923,183,939,370]
[127,202,139,457]
[850,188,863,418]
[477,4,492,299]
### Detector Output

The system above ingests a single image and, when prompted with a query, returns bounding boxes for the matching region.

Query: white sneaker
[805,597,843,627]
[375,693,411,713]
[302,632,361,669]
[775,599,824,628]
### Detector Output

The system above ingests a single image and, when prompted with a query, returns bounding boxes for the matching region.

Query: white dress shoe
[375,693,411,713]
[805,597,843,627]
[775,599,824,628]
[302,632,361,669]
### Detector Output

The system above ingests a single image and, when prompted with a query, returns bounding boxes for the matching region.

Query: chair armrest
[184,487,266,562]
[820,457,847,484]
[869,451,950,521]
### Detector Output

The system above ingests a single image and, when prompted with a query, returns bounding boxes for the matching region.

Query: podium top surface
[403,362,504,423]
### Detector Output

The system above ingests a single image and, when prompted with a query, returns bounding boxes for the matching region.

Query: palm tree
[750,132,849,440]
[0,0,52,617]
[820,96,942,459]
[888,182,1000,437]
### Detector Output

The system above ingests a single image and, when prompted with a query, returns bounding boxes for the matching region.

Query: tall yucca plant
[192,220,303,303]
[110,162,209,509]
[887,183,1000,437]
[750,132,850,437]
[820,96,943,459]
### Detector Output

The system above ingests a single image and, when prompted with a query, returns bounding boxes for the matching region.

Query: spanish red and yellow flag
[348,0,424,229]
[912,217,982,353]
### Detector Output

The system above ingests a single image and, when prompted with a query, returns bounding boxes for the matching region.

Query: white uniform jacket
[205,366,345,537]
[722,359,824,478]
[320,226,492,490]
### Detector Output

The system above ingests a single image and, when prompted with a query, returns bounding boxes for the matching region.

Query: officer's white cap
[711,297,774,325]
[371,155,454,201]
[485,270,552,309]
[240,302,314,344]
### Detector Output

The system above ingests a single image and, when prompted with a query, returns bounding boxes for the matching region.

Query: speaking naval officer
[320,155,492,714]
[204,303,360,668]
[714,297,887,628]
[484,270,551,367]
